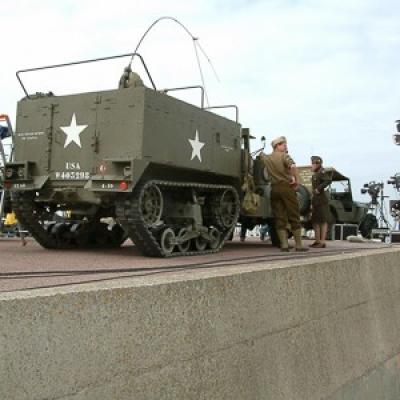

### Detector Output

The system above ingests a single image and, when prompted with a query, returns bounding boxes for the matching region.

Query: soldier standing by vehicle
[260,136,308,252]
[310,156,331,248]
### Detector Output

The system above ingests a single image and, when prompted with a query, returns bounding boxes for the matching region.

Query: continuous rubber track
[12,192,61,249]
[12,192,126,249]
[115,180,240,257]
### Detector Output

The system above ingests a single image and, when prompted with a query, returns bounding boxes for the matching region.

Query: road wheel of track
[208,227,221,250]
[177,228,191,253]
[71,223,90,248]
[218,188,240,229]
[51,222,73,248]
[194,235,207,251]
[139,183,163,227]
[160,228,175,255]
[46,222,57,235]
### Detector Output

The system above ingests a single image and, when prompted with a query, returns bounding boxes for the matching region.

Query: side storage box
[391,231,400,243]
[371,228,391,243]
[332,224,358,240]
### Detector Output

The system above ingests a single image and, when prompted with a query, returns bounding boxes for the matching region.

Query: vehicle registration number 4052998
[55,171,90,180]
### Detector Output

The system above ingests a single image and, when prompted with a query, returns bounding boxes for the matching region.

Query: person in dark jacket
[310,156,332,248]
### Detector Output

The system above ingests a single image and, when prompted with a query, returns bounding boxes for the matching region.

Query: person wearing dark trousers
[260,136,308,252]
[240,224,247,242]
[259,224,270,241]
[310,155,332,248]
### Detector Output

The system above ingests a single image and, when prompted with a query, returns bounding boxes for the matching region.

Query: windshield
[330,180,350,194]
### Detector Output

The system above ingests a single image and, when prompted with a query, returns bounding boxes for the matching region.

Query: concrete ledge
[1,248,400,399]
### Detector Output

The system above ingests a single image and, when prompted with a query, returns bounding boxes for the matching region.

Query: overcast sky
[1,0,400,218]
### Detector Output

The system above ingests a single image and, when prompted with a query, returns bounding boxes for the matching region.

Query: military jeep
[298,166,369,234]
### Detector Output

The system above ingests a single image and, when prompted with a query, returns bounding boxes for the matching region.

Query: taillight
[119,181,128,191]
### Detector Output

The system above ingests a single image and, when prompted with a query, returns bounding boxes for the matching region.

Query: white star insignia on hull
[60,113,88,148]
[188,130,205,162]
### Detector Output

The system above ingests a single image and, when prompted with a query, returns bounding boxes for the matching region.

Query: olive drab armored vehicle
[6,51,320,256]
[5,53,247,257]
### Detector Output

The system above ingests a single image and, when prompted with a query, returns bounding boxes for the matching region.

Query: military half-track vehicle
[5,52,290,256]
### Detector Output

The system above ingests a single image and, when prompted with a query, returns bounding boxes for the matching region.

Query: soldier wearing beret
[310,156,332,248]
[260,136,308,252]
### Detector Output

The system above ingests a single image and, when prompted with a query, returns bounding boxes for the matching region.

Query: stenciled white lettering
[54,171,90,180]
[17,131,45,137]
[65,162,81,170]
[16,131,45,141]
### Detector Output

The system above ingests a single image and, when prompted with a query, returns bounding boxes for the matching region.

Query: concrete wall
[1,248,400,400]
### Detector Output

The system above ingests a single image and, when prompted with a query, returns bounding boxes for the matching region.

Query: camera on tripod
[390,200,400,218]
[360,181,384,205]
[387,173,400,191]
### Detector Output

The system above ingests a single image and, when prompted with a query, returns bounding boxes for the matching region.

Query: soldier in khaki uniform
[260,136,308,252]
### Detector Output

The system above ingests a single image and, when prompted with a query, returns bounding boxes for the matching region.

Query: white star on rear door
[60,113,88,148]
[188,130,205,162]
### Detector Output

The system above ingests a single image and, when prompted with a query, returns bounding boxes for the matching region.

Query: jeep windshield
[326,168,353,201]
[330,180,351,195]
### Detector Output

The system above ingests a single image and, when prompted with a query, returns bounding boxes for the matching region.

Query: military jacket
[260,151,295,185]
[311,168,332,204]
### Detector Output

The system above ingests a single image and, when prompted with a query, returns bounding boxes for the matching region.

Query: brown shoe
[309,241,320,247]
[313,242,326,248]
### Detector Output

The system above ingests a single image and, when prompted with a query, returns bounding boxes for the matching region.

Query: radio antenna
[130,16,219,106]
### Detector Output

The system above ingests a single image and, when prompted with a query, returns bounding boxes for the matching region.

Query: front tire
[296,185,311,215]
[359,214,378,238]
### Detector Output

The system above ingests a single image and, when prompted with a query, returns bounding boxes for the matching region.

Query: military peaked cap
[311,155,323,164]
[271,136,287,148]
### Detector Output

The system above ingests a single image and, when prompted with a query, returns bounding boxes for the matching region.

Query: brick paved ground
[0,235,390,292]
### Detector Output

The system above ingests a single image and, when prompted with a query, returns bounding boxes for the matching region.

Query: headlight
[17,167,25,178]
[123,166,132,177]
[5,167,13,178]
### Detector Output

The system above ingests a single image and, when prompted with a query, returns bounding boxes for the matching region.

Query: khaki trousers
[271,182,301,231]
